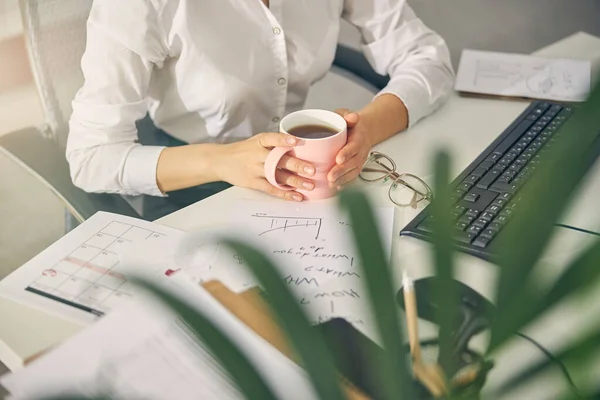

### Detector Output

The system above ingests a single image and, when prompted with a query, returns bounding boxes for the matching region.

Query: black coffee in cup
[288,124,339,139]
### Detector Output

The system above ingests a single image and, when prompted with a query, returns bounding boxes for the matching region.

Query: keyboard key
[473,235,493,248]
[494,163,508,172]
[457,182,474,192]
[480,212,495,221]
[472,218,490,228]
[497,175,511,184]
[458,215,476,225]
[467,225,483,235]
[492,198,507,208]
[493,120,534,155]
[498,193,512,201]
[455,231,477,244]
[495,215,510,225]
[464,174,480,184]
[471,167,488,177]
[454,221,469,231]
[480,229,498,239]
[485,153,501,163]
[454,188,468,197]
[463,192,480,203]
[500,208,515,218]
[451,210,464,220]
[490,182,519,194]
[485,205,502,216]
[487,222,503,232]
[479,161,495,171]
[476,169,502,190]
[454,205,467,214]
[465,208,480,218]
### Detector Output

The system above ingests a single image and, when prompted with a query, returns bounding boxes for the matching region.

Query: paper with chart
[455,49,591,101]
[0,212,184,324]
[1,273,316,400]
[120,200,394,340]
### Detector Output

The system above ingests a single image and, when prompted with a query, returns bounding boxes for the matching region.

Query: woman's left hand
[328,108,372,188]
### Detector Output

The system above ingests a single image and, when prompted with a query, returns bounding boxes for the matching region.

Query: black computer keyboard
[400,100,600,260]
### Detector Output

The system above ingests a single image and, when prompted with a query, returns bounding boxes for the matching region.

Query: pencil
[402,271,421,362]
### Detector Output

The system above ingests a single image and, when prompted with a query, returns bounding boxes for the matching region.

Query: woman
[67,0,454,219]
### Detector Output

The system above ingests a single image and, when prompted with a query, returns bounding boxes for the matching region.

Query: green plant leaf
[490,80,600,352]
[536,238,600,316]
[492,238,600,345]
[491,328,600,397]
[429,150,460,375]
[130,277,278,400]
[339,190,412,399]
[221,240,346,400]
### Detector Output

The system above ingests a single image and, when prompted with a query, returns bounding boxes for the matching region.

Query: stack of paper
[1,274,317,400]
[455,49,591,102]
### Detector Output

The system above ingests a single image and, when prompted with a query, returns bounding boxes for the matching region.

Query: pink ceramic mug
[264,109,347,200]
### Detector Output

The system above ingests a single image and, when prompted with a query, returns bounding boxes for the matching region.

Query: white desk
[2,31,600,397]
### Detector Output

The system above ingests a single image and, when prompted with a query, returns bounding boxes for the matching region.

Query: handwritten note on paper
[229,201,394,298]
[455,49,591,102]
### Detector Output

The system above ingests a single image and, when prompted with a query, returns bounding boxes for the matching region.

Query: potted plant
[45,80,600,400]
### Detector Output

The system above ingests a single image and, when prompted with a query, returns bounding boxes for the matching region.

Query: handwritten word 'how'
[304,266,359,279]
[300,288,360,304]
[283,275,319,287]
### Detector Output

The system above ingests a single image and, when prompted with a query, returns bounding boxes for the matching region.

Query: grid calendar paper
[0,212,183,325]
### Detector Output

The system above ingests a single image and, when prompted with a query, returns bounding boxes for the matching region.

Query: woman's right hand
[212,132,316,202]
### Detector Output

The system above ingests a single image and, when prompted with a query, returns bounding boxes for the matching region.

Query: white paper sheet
[0,273,317,400]
[455,49,591,101]
[0,212,183,325]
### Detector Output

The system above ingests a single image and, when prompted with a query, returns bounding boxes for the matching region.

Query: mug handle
[264,146,296,190]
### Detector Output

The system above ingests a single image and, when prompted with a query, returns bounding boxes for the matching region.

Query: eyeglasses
[359,151,433,208]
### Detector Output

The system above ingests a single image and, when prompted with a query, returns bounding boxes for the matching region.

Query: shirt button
[273,27,282,35]
[272,116,280,123]
[277,77,287,86]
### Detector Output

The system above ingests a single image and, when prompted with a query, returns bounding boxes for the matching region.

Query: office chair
[0,0,142,231]
[0,0,389,230]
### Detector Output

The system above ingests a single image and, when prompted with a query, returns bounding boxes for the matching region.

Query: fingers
[275,169,315,191]
[278,154,316,177]
[328,153,363,186]
[335,139,360,165]
[255,179,304,202]
[257,132,302,148]
[334,108,360,128]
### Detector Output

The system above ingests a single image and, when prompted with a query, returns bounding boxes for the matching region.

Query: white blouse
[66,0,454,196]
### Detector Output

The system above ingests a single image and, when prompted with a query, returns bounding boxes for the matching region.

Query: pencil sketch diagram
[250,213,323,240]
[474,59,579,97]
[24,221,168,317]
[474,59,526,88]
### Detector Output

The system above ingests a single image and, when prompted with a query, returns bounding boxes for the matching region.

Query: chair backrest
[19,0,92,148]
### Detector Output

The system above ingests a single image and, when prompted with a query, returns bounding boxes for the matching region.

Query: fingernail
[286,137,296,145]
[337,185,343,190]
[304,166,315,175]
[330,173,338,181]
[337,156,345,164]
[303,182,314,190]
[293,195,303,202]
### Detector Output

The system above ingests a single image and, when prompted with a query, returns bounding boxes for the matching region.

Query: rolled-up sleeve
[343,0,455,127]
[66,0,168,196]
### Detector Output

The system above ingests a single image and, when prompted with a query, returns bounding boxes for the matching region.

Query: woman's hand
[327,109,372,188]
[214,133,316,201]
